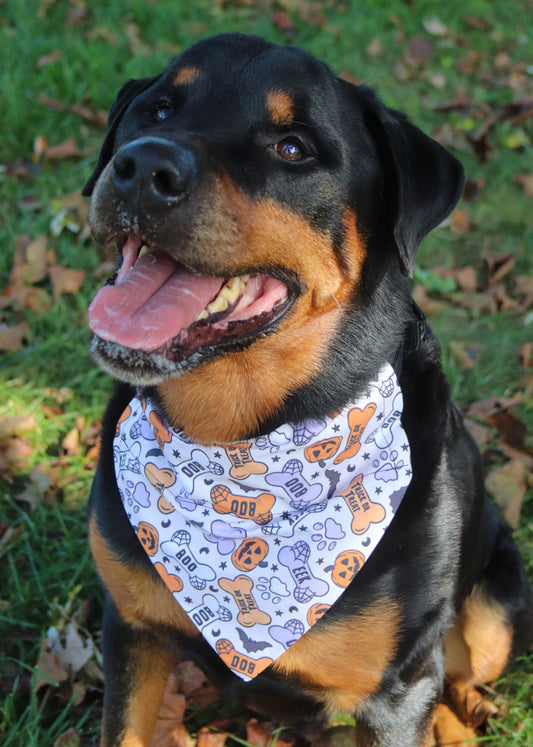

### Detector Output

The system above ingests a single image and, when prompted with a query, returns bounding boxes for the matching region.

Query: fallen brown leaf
[197,727,228,747]
[37,50,63,68]
[35,638,70,692]
[0,414,36,444]
[450,209,471,233]
[44,137,82,161]
[486,459,526,529]
[514,173,533,197]
[49,265,86,296]
[0,284,52,313]
[448,340,484,369]
[53,727,81,747]
[0,322,31,352]
[10,234,48,285]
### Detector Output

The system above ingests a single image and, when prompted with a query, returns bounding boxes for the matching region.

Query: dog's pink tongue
[88,248,224,350]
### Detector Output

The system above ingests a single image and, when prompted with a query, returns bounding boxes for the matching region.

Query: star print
[223,596,230,603]
[214,451,221,459]
[312,472,319,479]
[184,597,192,604]
[332,423,340,432]
[402,443,409,451]
[334,504,341,511]
[363,452,370,460]
[272,455,280,462]
[274,538,281,546]
[173,450,181,458]
[219,562,227,570]
[203,509,210,516]
[299,525,307,532]
[406,469,412,476]
[271,564,278,572]
[275,610,283,616]
[317,558,324,565]
[377,412,384,420]
[282,511,291,521]
[376,486,382,494]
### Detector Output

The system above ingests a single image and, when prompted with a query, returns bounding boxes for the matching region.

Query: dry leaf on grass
[49,265,86,296]
[486,459,526,529]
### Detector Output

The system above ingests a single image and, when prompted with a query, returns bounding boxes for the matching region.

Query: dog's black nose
[112,137,196,207]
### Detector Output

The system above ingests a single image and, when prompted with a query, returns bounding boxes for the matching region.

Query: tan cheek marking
[88,514,198,637]
[157,187,367,444]
[173,66,200,86]
[271,601,401,713]
[267,90,295,125]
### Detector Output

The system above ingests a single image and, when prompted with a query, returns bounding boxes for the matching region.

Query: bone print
[278,541,329,602]
[211,485,275,525]
[365,392,403,449]
[336,474,386,534]
[173,448,224,495]
[218,575,271,627]
[189,593,232,630]
[160,530,216,590]
[222,442,268,479]
[334,403,377,464]
[265,458,323,510]
[215,638,273,678]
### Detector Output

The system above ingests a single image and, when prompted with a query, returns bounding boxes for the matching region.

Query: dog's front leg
[100,597,175,747]
[354,645,444,747]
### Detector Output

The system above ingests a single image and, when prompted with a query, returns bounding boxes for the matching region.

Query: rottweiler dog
[83,33,533,747]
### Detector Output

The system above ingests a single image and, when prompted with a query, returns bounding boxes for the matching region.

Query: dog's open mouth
[88,235,292,360]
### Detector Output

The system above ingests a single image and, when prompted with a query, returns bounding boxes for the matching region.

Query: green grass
[1,0,532,744]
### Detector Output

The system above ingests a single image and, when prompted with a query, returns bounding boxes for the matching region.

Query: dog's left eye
[275,138,305,161]
[151,101,173,123]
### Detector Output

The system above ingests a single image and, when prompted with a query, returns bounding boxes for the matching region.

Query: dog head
[84,33,464,443]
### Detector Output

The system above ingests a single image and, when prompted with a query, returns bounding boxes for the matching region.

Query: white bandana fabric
[114,363,411,681]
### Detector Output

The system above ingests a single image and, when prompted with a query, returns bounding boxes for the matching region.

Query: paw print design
[265,459,322,509]
[269,619,305,649]
[374,450,405,483]
[311,517,345,551]
[290,418,326,446]
[189,593,232,630]
[160,530,216,590]
[255,426,291,453]
[278,541,329,603]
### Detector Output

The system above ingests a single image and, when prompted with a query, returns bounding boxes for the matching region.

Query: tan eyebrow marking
[173,66,200,86]
[267,90,295,125]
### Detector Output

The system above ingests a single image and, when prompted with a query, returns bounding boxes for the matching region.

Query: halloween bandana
[114,363,411,681]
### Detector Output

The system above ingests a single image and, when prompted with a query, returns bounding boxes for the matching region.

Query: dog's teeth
[206,295,230,314]
[138,245,149,258]
[195,274,249,320]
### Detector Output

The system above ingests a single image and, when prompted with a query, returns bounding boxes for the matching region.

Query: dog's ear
[82,75,161,197]
[353,84,465,277]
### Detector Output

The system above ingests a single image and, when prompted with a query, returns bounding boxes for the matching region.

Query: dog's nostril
[153,166,187,197]
[113,152,137,182]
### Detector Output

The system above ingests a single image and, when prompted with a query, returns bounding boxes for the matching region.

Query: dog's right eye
[151,101,173,123]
